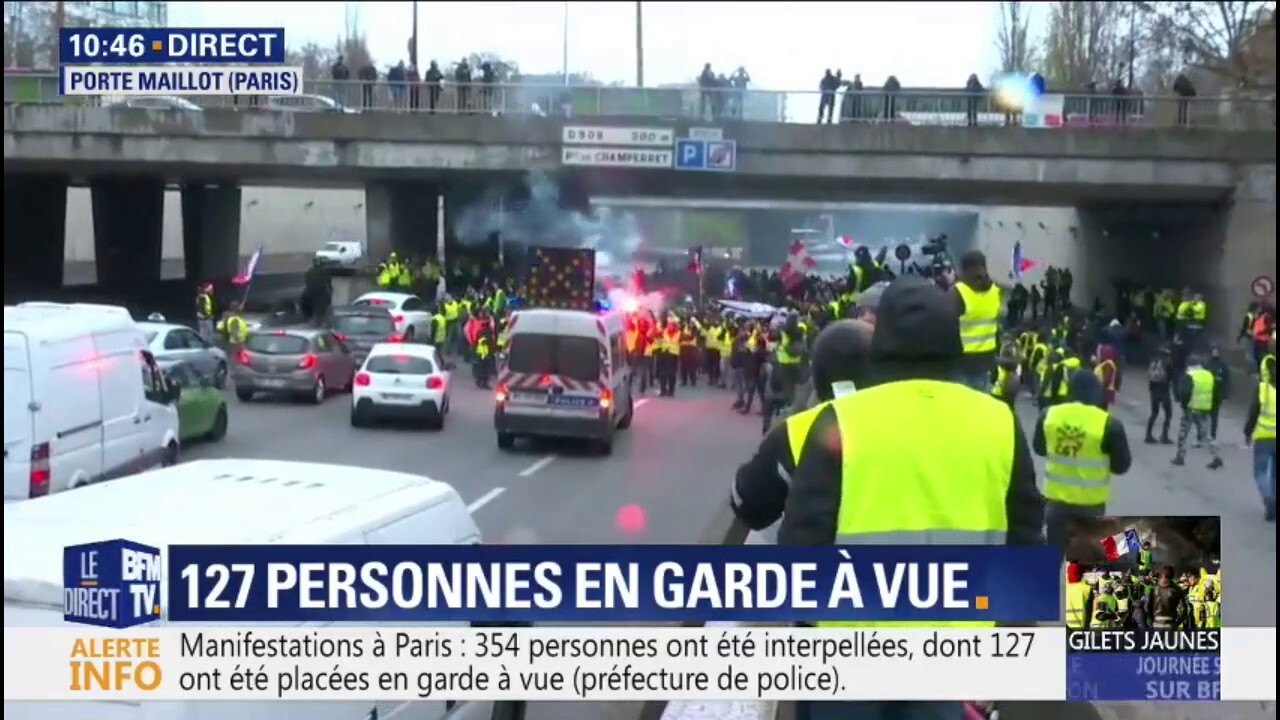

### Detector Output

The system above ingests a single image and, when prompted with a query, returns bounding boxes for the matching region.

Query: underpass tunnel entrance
[1076,202,1237,341]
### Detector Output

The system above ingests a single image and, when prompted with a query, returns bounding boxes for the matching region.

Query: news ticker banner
[57,27,301,97]
[66,541,1061,625]
[2,628,1275,703]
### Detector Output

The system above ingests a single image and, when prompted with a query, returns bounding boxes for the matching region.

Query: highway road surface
[183,367,1275,720]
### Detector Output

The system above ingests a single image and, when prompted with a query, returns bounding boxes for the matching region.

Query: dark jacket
[1032,370,1132,476]
[1205,356,1230,403]
[778,277,1043,547]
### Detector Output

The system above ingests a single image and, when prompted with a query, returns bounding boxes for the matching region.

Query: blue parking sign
[675,139,706,170]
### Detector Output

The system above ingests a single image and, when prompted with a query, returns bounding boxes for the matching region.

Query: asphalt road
[180,369,1275,720]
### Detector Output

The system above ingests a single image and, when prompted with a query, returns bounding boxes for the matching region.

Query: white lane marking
[518,455,558,477]
[634,397,651,410]
[467,487,506,512]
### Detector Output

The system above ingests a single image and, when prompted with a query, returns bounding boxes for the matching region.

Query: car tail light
[426,376,444,390]
[354,372,372,387]
[393,314,405,325]
[599,388,613,410]
[29,442,51,498]
[387,333,403,342]
[298,353,318,370]
[333,332,348,342]
[236,348,251,365]
[495,383,509,403]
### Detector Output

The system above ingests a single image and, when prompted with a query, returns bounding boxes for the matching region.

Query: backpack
[1148,358,1168,384]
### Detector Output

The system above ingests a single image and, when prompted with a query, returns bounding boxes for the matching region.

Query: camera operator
[948,249,1002,392]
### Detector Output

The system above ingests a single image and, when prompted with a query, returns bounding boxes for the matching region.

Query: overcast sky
[171,1,1017,88]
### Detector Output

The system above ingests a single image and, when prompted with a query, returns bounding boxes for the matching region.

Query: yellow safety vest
[992,366,1009,399]
[784,403,827,467]
[1043,402,1112,506]
[1255,381,1276,441]
[955,282,1001,355]
[776,330,801,365]
[1187,367,1215,412]
[818,380,1013,629]
[444,301,459,321]
[1201,600,1221,628]
[1094,593,1120,628]
[430,314,447,343]
[1065,582,1092,629]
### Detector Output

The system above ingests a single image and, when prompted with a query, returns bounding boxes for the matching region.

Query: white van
[3,458,481,720]
[3,303,181,501]
[494,308,634,454]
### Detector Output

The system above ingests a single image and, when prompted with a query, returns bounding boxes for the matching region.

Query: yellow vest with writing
[1254,381,1276,441]
[1043,402,1112,506]
[818,380,1013,629]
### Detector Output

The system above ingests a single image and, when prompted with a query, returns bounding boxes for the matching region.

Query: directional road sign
[675,139,736,172]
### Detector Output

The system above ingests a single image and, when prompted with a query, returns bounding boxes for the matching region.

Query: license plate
[513,392,544,401]
[258,379,287,388]
[381,393,411,401]
[547,395,598,408]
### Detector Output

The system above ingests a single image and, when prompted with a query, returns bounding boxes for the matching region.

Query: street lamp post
[635,1,644,87]
[561,1,570,85]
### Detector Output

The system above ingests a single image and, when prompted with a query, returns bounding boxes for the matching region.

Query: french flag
[1099,528,1142,562]
[1010,241,1037,280]
[779,239,817,289]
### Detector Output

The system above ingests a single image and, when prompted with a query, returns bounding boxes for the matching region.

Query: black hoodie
[778,277,1043,547]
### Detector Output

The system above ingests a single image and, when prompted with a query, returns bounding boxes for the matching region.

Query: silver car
[138,321,230,388]
[232,327,357,404]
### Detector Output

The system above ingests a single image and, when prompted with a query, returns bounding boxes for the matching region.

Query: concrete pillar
[180,183,242,282]
[365,181,440,263]
[3,175,68,296]
[1208,166,1277,344]
[90,177,164,289]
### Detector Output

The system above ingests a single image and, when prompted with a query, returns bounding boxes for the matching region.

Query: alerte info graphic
[3,540,1274,703]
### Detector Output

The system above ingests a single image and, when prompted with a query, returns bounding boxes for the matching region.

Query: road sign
[688,127,723,140]
[1252,275,1275,298]
[675,139,737,172]
[561,126,674,147]
[560,146,673,169]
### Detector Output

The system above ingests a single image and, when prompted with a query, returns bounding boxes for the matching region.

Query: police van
[494,308,634,454]
[3,458,481,720]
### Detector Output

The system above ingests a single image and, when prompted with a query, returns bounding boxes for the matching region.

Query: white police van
[3,458,480,720]
[493,308,634,454]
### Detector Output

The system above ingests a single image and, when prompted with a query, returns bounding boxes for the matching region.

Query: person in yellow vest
[1037,349,1068,409]
[780,277,1043,720]
[1064,562,1094,630]
[950,251,1002,392]
[194,282,216,342]
[1244,372,1277,521]
[1172,354,1223,469]
[677,321,699,387]
[1138,541,1153,574]
[215,301,250,347]
[733,320,876,529]
[1033,369,1133,549]
[773,315,806,402]
[1092,583,1122,628]
[1198,588,1221,628]
[1176,289,1208,347]
[472,326,495,389]
[429,305,448,351]
[656,318,681,397]
[990,348,1021,410]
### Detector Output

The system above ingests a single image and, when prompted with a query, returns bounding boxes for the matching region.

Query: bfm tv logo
[64,539,162,628]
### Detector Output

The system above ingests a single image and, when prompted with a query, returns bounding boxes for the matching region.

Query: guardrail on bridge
[4,71,1275,130]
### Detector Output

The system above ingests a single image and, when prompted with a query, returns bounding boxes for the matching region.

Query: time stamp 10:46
[60,29,285,63]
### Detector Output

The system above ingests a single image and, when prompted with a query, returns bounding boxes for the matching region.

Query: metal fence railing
[4,71,1276,130]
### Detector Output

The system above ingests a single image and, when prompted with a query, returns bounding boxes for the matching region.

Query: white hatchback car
[351,292,434,342]
[350,343,450,429]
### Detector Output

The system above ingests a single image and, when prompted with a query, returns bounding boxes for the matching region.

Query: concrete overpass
[3,104,1275,343]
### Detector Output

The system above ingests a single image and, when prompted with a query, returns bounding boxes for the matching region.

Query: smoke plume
[451,172,642,259]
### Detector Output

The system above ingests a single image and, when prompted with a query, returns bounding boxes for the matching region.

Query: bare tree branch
[995,1,1040,73]
[1041,1,1130,88]
[1145,1,1276,89]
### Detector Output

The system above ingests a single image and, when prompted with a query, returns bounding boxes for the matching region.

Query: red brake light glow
[387,333,403,342]
[274,330,287,336]
[393,314,405,324]
[354,372,371,386]
[236,348,251,365]
[495,383,509,403]
[426,376,444,390]
[29,442,51,498]
[333,332,348,342]
[599,388,613,410]
[298,353,318,370]
[539,375,553,387]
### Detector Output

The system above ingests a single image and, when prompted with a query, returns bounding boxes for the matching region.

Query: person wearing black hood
[951,250,1002,392]
[781,278,1042,720]
[1033,369,1132,549]
[731,320,875,533]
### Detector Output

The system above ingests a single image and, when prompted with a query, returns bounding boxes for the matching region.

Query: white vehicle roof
[366,342,438,360]
[354,291,416,304]
[3,459,466,609]
[509,308,624,336]
[4,304,140,343]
